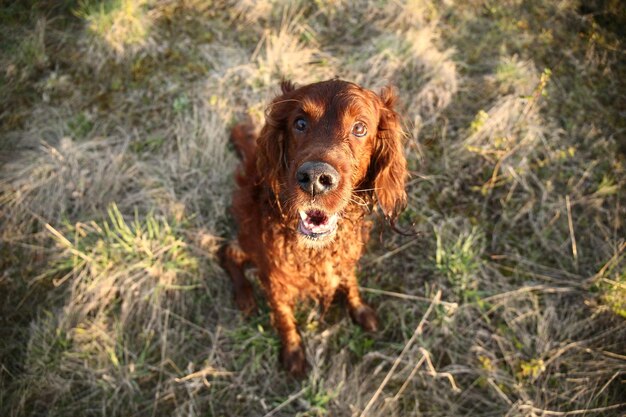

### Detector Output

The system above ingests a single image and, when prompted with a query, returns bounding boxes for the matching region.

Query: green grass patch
[228,313,280,372]
[48,203,196,280]
[75,0,152,55]
[435,223,485,301]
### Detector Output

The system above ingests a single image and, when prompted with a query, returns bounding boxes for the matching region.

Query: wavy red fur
[219,79,408,376]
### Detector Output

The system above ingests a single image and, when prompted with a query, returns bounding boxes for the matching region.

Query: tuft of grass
[46,203,197,283]
[348,25,458,129]
[5,203,214,415]
[435,221,485,301]
[75,0,153,58]
[43,203,199,327]
[334,325,376,360]
[595,243,626,318]
[11,18,48,78]
[602,275,626,318]
[228,314,280,373]
[250,10,333,89]
[156,100,238,227]
[300,378,342,416]
[0,137,141,241]
[67,111,95,139]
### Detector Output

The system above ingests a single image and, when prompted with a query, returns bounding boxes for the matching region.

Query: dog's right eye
[294,118,307,132]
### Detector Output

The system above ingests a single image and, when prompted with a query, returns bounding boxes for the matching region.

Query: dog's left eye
[294,117,307,132]
[351,121,367,137]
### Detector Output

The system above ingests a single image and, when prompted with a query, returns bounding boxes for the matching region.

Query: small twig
[363,238,419,266]
[44,223,93,263]
[481,285,577,302]
[391,355,427,402]
[359,286,458,310]
[517,402,626,416]
[262,388,306,417]
[491,254,583,279]
[598,277,626,289]
[542,341,581,369]
[165,308,216,337]
[390,347,462,405]
[174,366,232,382]
[419,347,460,393]
[599,350,626,361]
[593,371,622,402]
[566,195,578,270]
[587,241,626,284]
[491,262,585,288]
[359,290,442,417]
[486,377,512,405]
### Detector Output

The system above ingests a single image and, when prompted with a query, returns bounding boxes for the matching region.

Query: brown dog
[219,79,408,376]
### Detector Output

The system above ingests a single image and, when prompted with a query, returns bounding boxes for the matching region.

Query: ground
[1,0,625,416]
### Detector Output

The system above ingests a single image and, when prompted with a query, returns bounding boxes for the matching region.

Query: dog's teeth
[297,210,339,238]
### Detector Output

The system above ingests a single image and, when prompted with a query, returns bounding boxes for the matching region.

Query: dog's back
[230,123,256,162]
[230,123,259,189]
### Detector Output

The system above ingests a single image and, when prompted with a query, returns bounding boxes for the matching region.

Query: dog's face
[257,80,407,246]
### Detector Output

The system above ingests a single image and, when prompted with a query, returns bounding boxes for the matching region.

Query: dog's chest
[282,217,370,301]
[288,245,345,305]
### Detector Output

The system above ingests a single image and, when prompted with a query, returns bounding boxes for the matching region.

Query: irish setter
[219,79,408,376]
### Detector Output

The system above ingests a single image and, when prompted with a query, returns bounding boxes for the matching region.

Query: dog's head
[257,79,408,246]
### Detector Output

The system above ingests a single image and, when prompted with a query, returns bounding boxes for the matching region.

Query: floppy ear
[370,86,408,221]
[256,81,296,195]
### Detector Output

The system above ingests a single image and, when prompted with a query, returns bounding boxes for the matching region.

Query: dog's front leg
[344,271,379,333]
[218,243,257,316]
[264,279,309,377]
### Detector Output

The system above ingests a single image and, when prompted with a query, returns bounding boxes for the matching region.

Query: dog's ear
[256,81,295,195]
[280,79,296,94]
[370,86,408,221]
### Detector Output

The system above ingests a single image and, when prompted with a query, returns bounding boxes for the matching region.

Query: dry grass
[1,0,625,416]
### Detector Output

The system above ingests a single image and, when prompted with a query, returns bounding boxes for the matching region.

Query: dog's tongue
[298,210,338,235]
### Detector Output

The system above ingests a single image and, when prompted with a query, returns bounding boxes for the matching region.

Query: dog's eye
[351,121,367,137]
[294,117,307,132]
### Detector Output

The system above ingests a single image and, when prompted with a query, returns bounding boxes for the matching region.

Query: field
[1,0,625,416]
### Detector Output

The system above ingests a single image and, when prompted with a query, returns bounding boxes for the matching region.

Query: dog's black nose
[296,161,339,196]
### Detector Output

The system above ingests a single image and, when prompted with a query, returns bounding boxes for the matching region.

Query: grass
[435,221,485,301]
[74,0,153,60]
[1,0,625,416]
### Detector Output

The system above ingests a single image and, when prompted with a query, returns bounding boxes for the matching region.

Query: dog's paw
[280,343,309,378]
[350,304,379,333]
[234,287,257,317]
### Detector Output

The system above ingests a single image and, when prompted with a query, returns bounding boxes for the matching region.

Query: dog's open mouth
[298,209,338,239]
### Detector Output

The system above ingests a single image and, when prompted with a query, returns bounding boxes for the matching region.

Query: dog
[219,79,408,376]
